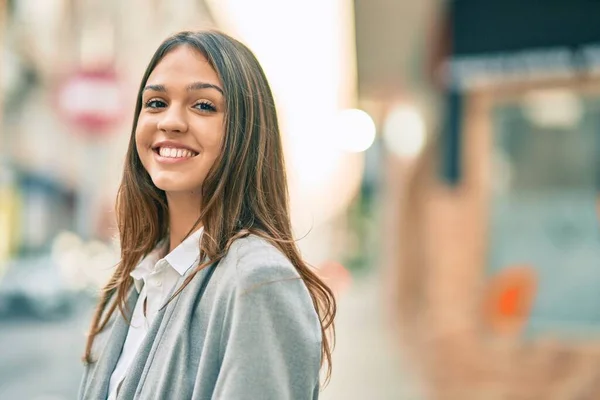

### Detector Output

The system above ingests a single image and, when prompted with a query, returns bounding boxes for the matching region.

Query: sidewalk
[321,271,425,400]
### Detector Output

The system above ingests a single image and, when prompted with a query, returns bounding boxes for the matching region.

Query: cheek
[192,120,225,156]
[206,138,223,159]
[135,117,153,143]
[206,139,224,169]
[135,119,155,153]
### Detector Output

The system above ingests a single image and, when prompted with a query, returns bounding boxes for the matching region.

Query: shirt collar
[130,245,163,293]
[165,227,203,276]
[129,227,203,293]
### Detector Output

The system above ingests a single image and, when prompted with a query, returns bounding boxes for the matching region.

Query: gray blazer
[78,235,322,399]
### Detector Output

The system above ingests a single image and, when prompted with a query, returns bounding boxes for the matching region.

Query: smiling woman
[77,31,335,400]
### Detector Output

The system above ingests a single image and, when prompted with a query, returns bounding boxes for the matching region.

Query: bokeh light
[382,104,426,158]
[332,108,376,153]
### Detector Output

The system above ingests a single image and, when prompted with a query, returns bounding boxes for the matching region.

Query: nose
[157,105,188,133]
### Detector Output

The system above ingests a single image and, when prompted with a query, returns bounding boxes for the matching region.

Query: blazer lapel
[117,262,217,397]
[82,288,139,400]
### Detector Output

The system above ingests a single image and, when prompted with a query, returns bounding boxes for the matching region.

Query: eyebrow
[143,81,224,95]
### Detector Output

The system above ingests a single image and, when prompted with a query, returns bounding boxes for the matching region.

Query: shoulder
[216,234,321,339]
[222,234,301,290]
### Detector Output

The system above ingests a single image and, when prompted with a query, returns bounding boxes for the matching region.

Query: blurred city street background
[3,0,600,399]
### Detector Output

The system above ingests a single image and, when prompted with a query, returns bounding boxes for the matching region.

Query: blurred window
[487,90,600,338]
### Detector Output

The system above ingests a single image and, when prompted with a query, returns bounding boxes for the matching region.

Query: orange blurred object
[317,261,352,298]
[483,265,537,336]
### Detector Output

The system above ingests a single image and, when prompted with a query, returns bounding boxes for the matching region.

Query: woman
[78,30,335,400]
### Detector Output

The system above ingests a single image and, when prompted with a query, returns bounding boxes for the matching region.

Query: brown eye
[194,101,216,112]
[145,99,167,109]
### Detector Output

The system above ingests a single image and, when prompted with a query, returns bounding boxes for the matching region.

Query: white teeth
[158,147,196,158]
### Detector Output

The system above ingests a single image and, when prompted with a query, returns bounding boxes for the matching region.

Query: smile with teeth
[156,147,198,158]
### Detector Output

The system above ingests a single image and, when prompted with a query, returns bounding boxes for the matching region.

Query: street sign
[56,67,125,136]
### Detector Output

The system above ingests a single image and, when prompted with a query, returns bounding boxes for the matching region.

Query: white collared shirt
[107,228,203,400]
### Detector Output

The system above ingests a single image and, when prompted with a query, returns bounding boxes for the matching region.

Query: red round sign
[56,67,126,136]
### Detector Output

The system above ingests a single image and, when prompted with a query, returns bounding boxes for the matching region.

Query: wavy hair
[83,30,336,383]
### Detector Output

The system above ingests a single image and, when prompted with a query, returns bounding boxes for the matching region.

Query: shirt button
[154,279,163,287]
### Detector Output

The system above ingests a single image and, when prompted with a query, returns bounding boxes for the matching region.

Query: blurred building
[386,1,600,398]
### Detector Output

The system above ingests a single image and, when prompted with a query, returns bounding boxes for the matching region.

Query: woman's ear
[482,265,537,337]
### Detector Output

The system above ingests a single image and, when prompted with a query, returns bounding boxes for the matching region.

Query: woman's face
[136,45,225,195]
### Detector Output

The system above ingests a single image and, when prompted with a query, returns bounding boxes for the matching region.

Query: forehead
[147,45,220,86]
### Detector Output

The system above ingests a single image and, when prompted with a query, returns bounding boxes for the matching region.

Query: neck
[166,191,203,252]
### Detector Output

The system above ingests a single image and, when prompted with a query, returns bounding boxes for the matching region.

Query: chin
[151,175,202,194]
[154,182,193,193]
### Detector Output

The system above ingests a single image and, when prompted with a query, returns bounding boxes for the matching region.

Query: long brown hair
[83,30,336,382]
